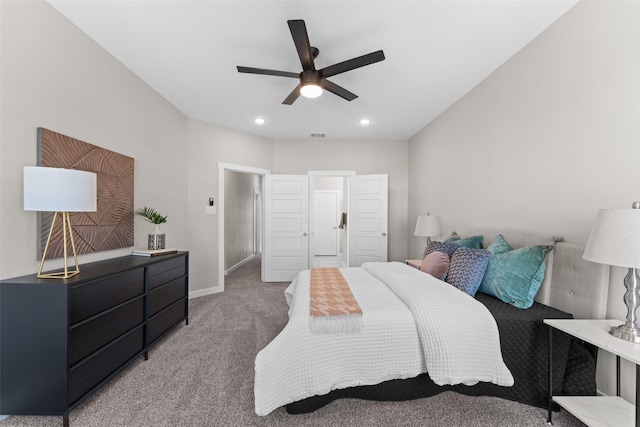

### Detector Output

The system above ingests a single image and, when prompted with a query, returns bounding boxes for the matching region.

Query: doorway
[224,170,263,274]
[218,162,270,292]
[310,175,348,268]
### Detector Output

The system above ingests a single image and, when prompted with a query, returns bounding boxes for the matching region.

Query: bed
[254,229,610,416]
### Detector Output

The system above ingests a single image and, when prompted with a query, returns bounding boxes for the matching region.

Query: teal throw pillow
[479,244,551,309]
[444,231,461,243]
[452,235,483,250]
[487,234,513,255]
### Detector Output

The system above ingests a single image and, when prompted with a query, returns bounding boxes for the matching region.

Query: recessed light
[359,118,371,125]
[254,117,265,125]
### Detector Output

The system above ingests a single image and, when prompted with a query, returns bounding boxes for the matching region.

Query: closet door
[314,191,340,256]
[348,174,388,266]
[263,175,309,282]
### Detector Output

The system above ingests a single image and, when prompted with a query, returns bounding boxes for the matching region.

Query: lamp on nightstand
[414,213,441,245]
[583,202,640,343]
[24,166,97,279]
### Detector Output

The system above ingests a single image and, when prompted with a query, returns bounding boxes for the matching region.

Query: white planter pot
[148,224,166,250]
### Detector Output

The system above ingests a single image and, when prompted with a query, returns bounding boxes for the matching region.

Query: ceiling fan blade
[282,84,302,105]
[237,66,299,79]
[288,19,315,71]
[322,79,358,102]
[321,50,385,78]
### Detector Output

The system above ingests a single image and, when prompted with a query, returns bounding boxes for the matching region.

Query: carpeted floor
[1,257,585,426]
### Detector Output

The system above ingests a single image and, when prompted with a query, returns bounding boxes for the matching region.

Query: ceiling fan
[237,19,385,105]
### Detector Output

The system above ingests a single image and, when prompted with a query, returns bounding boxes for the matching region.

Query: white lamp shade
[583,208,640,268]
[414,214,441,237]
[24,166,97,212]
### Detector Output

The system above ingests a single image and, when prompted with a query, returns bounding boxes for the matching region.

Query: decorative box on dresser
[0,251,189,427]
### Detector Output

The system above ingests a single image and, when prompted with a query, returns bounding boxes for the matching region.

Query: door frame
[218,162,270,292]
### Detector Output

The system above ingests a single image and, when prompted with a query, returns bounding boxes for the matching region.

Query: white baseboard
[189,286,223,299]
[224,254,257,275]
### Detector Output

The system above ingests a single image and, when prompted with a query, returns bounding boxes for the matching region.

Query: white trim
[189,287,223,299]
[308,170,356,177]
[218,162,271,176]
[225,253,257,275]
[218,163,270,293]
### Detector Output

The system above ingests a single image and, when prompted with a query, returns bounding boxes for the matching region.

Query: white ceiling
[48,0,578,141]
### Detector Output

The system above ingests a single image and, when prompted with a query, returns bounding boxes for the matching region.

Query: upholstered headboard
[549,242,609,319]
[463,228,610,319]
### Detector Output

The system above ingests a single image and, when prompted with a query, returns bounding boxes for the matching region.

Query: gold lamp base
[38,211,81,279]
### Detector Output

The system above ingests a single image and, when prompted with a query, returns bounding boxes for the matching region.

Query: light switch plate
[205,206,217,215]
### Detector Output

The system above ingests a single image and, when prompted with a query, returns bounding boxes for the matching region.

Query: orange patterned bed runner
[309,267,363,333]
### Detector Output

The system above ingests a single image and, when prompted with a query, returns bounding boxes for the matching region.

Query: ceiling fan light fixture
[300,83,323,98]
[237,20,385,105]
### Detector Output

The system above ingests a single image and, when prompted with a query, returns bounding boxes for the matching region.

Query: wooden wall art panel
[38,128,134,259]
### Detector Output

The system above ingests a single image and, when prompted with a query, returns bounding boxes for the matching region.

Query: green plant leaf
[135,206,167,224]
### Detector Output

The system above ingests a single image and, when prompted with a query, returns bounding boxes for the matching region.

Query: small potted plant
[136,206,167,250]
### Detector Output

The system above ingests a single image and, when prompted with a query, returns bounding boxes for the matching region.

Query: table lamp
[24,166,97,279]
[583,202,640,343]
[414,213,441,245]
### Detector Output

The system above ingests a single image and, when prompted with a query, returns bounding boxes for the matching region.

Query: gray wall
[186,118,273,296]
[408,0,640,401]
[0,1,188,279]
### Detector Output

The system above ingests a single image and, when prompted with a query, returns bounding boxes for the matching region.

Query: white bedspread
[362,262,514,387]
[254,262,513,416]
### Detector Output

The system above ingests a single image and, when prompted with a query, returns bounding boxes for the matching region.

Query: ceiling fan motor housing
[301,70,323,85]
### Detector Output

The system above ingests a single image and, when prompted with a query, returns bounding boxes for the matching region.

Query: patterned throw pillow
[423,241,459,259]
[446,247,491,297]
[420,251,450,281]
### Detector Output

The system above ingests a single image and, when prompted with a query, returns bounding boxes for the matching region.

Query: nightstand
[406,259,421,269]
[544,318,640,427]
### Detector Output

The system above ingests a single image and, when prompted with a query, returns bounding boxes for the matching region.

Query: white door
[263,175,309,282]
[348,174,388,267]
[314,191,339,256]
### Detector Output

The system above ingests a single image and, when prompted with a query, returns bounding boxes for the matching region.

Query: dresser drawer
[69,297,144,366]
[70,268,144,324]
[148,277,186,317]
[146,300,186,345]
[67,326,144,405]
[148,256,186,291]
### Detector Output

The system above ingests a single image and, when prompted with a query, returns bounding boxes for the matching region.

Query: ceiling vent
[310,133,326,138]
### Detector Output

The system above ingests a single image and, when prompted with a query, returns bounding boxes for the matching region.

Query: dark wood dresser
[0,251,189,426]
